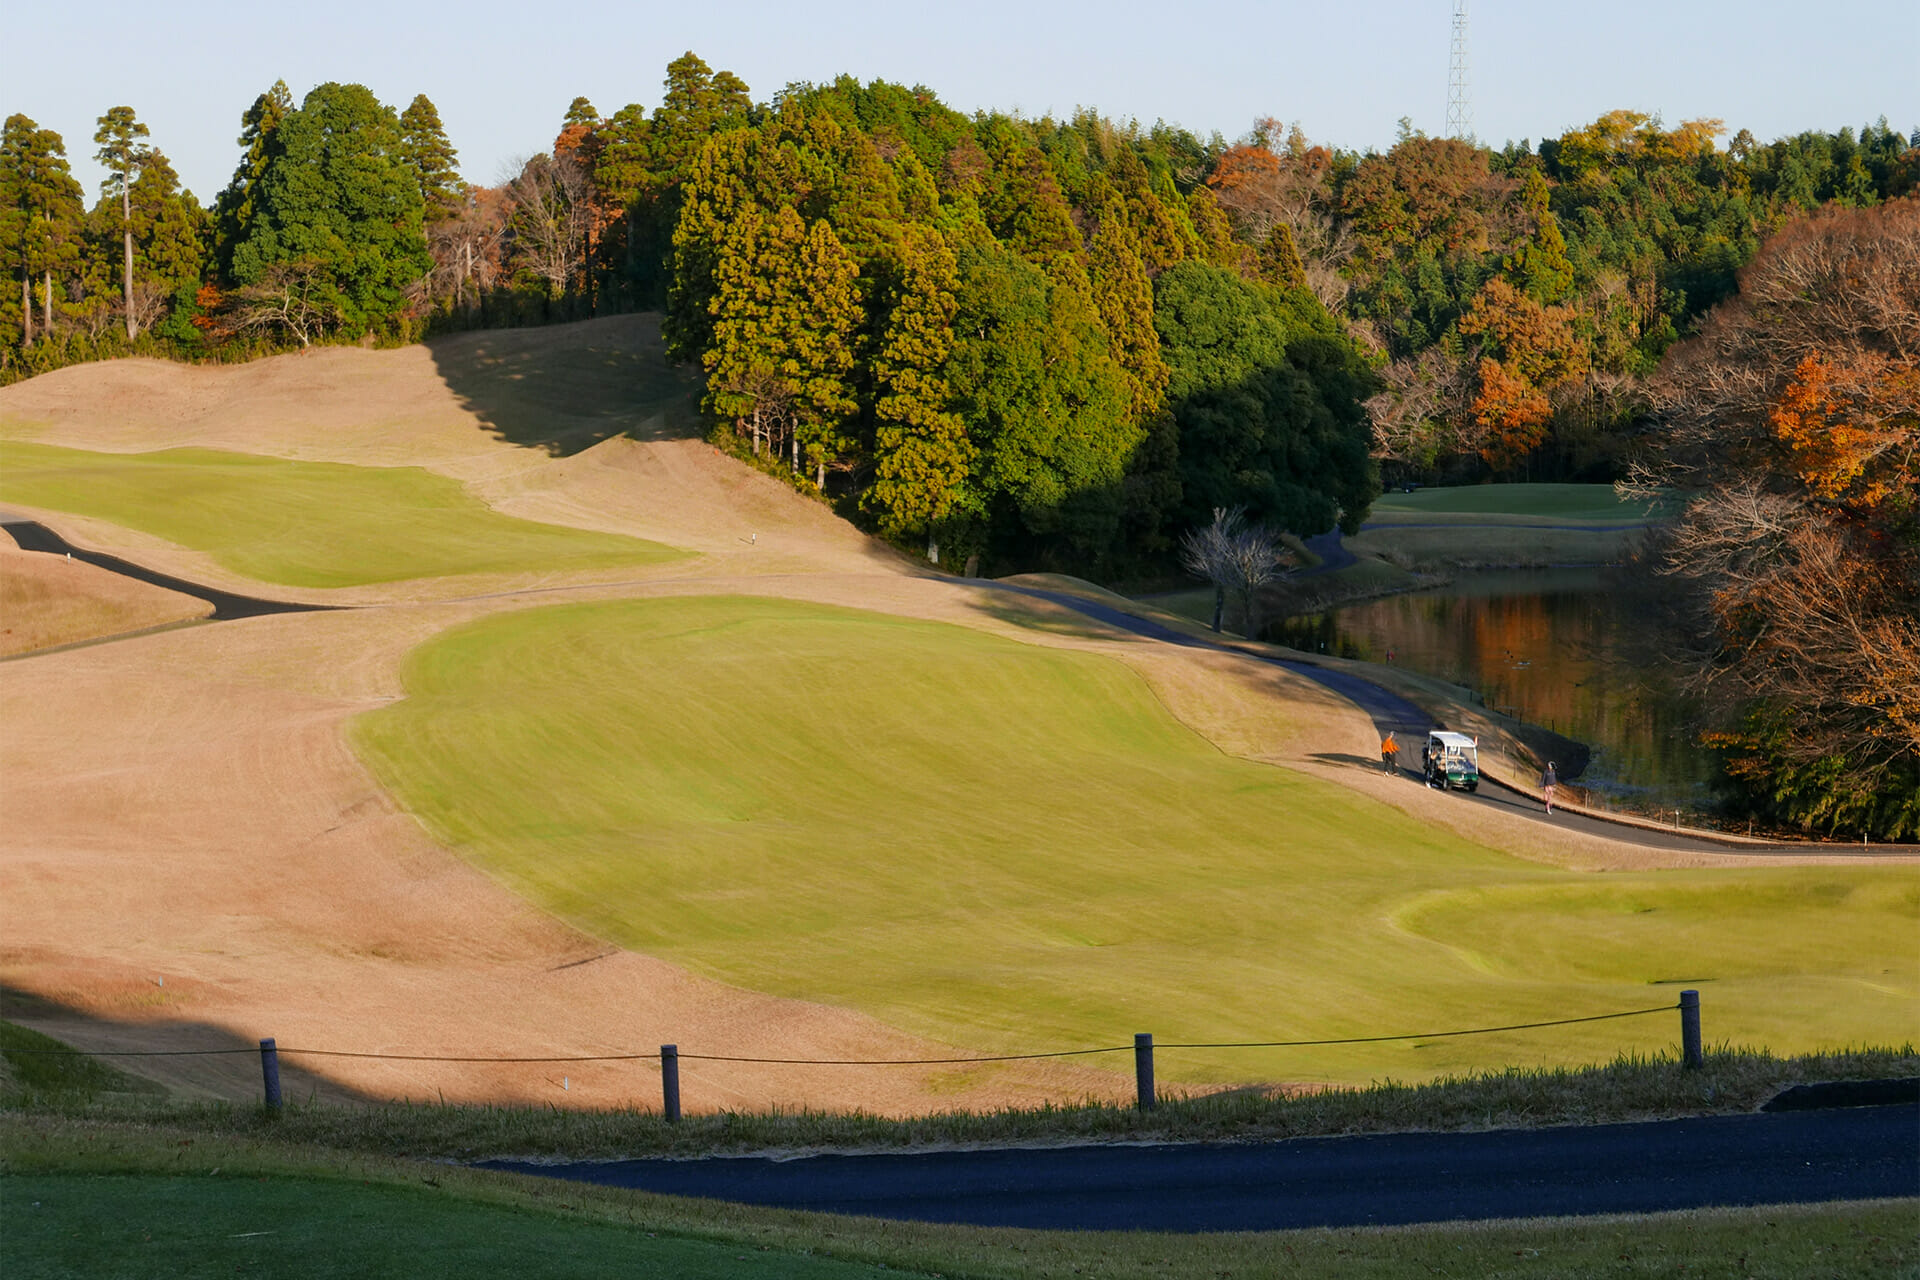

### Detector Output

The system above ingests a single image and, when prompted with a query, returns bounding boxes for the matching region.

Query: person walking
[1542,761,1558,815]
[1381,732,1399,776]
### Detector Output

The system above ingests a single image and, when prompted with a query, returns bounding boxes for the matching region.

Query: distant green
[352,596,1918,1083]
[2,1175,900,1280]
[1370,482,1672,522]
[0,441,682,588]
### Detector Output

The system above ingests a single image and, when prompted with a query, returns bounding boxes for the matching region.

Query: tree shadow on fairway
[426,314,703,456]
[958,581,1172,644]
[1,983,376,1106]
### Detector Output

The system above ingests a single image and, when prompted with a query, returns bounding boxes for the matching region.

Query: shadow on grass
[425,314,703,456]
[1,984,373,1106]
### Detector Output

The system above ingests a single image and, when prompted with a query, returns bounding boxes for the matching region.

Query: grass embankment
[1346,482,1671,572]
[352,595,1919,1086]
[0,441,683,589]
[0,547,209,654]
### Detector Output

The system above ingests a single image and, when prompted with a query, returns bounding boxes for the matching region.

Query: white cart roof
[1428,731,1478,749]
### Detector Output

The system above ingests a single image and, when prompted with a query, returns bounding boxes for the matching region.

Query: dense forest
[3,58,1915,832]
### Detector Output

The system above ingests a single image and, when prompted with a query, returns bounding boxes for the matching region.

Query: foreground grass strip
[9,1047,1914,1160]
[2,1117,1913,1280]
[0,441,682,588]
[353,595,1919,1085]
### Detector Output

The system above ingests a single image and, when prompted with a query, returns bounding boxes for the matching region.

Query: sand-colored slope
[0,316,890,590]
[0,545,210,655]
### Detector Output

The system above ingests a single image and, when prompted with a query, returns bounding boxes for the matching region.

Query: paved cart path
[485,1102,1920,1232]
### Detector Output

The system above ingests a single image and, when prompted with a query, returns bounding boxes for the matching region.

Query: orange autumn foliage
[1471,357,1552,467]
[1770,352,1919,514]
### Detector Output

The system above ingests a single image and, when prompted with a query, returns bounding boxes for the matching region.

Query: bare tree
[1644,198,1920,833]
[231,259,339,347]
[500,153,592,302]
[1182,507,1292,637]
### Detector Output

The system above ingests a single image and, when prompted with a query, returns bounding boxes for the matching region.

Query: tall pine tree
[93,106,152,338]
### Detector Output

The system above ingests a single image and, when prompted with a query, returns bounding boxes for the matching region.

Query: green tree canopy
[228,82,430,336]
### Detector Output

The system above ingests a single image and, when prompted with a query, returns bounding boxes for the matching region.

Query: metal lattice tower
[1446,0,1473,141]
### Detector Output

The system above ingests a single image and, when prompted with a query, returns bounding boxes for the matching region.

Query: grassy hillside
[0,441,684,588]
[351,595,1918,1085]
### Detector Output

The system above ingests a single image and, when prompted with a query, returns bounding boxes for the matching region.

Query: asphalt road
[484,1102,1920,1232]
[979,579,1869,855]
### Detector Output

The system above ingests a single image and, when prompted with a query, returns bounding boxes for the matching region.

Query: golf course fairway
[351,596,1919,1084]
[0,440,683,588]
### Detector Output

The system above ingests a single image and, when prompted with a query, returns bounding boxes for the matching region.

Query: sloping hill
[0,315,888,584]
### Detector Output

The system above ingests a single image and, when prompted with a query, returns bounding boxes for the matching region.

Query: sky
[13,0,1918,204]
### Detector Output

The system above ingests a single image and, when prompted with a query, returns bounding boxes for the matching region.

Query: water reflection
[1271,569,1722,815]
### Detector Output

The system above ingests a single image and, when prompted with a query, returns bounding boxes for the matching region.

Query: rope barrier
[1,1002,1680,1063]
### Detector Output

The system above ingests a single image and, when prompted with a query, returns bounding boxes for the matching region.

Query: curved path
[1,517,332,621]
[485,1101,1919,1232]
[979,580,1899,856]
[5,522,1903,856]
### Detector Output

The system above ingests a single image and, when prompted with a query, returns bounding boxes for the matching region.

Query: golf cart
[1423,731,1480,791]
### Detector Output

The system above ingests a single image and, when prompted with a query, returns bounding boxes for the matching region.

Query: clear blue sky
[14,0,1918,204]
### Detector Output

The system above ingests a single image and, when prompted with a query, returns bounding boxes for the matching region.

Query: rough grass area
[0,547,208,654]
[2,1115,1913,1280]
[0,441,683,588]
[9,1045,1914,1159]
[351,595,1919,1085]
[0,1022,162,1100]
[1371,483,1674,522]
[1344,523,1645,570]
[3,1172,895,1279]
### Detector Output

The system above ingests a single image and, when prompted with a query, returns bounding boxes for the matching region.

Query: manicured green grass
[3,1174,899,1279]
[352,596,1919,1084]
[4,1118,1915,1280]
[1371,482,1672,523]
[0,441,683,588]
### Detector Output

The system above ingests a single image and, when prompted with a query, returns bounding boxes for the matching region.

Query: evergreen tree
[790,215,862,489]
[1087,198,1169,425]
[0,116,84,347]
[1502,169,1574,304]
[214,80,292,278]
[397,94,463,225]
[229,82,429,337]
[867,223,972,551]
[1255,223,1308,290]
[92,106,152,338]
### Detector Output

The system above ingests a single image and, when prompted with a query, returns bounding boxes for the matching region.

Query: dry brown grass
[0,546,209,655]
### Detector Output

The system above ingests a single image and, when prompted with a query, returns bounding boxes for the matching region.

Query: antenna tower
[1446,0,1472,141]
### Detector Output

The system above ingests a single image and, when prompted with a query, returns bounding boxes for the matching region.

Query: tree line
[3,64,1913,832]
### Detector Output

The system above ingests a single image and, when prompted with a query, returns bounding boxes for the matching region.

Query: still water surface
[1271,569,1724,816]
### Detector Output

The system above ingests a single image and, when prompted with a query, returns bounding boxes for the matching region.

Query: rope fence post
[1679,991,1702,1069]
[259,1037,282,1112]
[1134,1033,1155,1110]
[660,1044,681,1122]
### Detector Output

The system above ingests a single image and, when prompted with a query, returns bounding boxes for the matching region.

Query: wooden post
[660,1044,681,1122]
[1679,990,1702,1069]
[1134,1033,1155,1111]
[259,1037,282,1112]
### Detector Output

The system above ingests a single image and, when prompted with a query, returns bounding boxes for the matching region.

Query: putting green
[0,441,682,588]
[1371,483,1671,522]
[352,596,1919,1082]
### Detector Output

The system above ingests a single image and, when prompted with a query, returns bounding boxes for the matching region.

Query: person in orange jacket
[1381,732,1400,776]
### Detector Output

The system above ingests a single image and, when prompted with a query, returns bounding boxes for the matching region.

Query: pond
[1269,569,1726,818]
